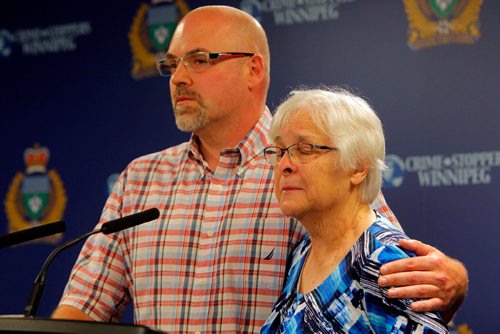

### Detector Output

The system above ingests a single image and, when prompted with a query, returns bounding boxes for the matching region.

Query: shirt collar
[186,107,273,167]
[237,106,273,165]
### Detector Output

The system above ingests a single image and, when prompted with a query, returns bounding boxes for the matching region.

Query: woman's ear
[351,165,368,186]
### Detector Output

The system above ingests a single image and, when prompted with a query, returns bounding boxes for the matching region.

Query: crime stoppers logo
[240,0,355,26]
[383,150,500,189]
[4,144,67,245]
[0,29,14,57]
[0,22,91,58]
[129,0,190,79]
[382,155,405,189]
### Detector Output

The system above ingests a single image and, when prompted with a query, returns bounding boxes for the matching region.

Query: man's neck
[195,107,265,170]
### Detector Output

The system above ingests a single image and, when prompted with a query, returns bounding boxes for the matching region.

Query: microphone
[0,221,66,249]
[24,207,160,318]
[100,207,161,234]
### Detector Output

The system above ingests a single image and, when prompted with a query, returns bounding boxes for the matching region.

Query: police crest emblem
[4,144,67,245]
[403,0,483,50]
[129,0,190,79]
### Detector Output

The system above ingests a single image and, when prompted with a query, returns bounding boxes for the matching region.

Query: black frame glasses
[263,143,338,165]
[157,51,255,77]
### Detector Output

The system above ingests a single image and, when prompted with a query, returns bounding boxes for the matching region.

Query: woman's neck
[305,200,373,251]
[298,202,375,294]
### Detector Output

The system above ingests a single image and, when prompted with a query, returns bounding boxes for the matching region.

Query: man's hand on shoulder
[378,239,468,323]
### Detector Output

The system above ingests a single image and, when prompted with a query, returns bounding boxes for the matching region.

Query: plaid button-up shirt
[59,109,397,333]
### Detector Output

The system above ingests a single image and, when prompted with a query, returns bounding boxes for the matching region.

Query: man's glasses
[263,143,338,165]
[157,51,255,77]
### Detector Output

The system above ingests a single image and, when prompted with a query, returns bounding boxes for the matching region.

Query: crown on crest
[24,143,50,174]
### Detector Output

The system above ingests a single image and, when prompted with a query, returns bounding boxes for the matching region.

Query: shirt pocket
[242,217,290,291]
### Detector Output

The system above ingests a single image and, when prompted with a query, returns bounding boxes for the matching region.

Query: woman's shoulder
[369,215,409,244]
[364,216,416,264]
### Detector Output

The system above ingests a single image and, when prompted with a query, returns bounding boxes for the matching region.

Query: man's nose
[170,60,191,85]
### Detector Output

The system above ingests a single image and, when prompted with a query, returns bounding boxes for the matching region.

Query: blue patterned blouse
[260,215,448,333]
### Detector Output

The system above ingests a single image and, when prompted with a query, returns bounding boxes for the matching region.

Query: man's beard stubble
[173,88,210,132]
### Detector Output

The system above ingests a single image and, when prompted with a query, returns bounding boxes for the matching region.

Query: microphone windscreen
[100,208,160,235]
[0,221,66,249]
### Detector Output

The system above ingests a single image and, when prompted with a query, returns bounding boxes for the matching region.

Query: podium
[0,317,164,334]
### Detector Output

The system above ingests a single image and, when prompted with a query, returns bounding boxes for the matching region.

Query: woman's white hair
[270,86,386,204]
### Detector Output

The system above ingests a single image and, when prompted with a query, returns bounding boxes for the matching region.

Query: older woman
[260,88,448,333]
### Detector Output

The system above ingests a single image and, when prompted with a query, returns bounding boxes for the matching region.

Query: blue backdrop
[1,1,499,332]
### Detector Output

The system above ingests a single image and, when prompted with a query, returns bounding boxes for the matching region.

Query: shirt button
[195,332,201,334]
[215,184,223,191]
[207,231,214,237]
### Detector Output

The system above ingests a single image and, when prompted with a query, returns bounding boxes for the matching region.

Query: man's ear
[351,165,368,186]
[247,54,265,89]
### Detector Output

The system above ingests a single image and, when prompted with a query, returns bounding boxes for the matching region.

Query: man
[52,6,468,333]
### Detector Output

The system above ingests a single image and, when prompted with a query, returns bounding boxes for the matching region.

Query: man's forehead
[167,22,223,55]
[165,48,209,58]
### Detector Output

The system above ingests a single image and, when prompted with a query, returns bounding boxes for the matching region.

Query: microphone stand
[24,229,100,318]
[23,208,159,318]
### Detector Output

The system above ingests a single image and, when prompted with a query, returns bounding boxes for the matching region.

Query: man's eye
[165,61,178,69]
[191,57,209,65]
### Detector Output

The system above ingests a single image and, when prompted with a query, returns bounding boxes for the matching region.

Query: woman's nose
[277,151,297,175]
